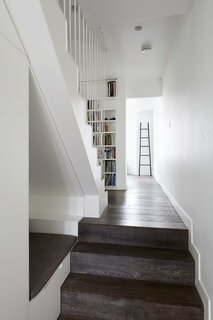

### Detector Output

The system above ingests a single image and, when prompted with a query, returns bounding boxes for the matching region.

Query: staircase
[58,176,204,320]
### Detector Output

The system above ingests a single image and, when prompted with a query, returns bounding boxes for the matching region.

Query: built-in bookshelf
[87,79,117,189]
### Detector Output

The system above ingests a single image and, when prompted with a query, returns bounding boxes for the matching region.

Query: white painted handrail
[56,0,106,102]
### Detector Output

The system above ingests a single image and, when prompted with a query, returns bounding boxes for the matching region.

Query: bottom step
[58,314,103,320]
[58,316,103,320]
[61,273,203,320]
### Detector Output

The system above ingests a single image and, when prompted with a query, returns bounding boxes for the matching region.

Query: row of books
[97,147,116,160]
[104,134,115,145]
[92,123,103,132]
[104,147,116,159]
[87,111,101,122]
[87,99,99,110]
[93,135,101,146]
[93,134,116,146]
[92,123,116,133]
[104,160,116,173]
[105,173,116,187]
[107,81,116,97]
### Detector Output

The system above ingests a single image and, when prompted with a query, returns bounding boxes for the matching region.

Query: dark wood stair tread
[71,242,195,285]
[62,273,203,308]
[30,233,77,300]
[58,315,102,320]
[80,217,186,230]
[72,242,193,262]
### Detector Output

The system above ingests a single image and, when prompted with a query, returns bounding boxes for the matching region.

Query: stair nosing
[79,220,187,231]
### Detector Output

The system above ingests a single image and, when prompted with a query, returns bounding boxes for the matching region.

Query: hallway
[97,175,185,230]
[58,175,203,320]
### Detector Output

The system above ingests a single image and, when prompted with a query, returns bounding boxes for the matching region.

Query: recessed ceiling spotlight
[134,26,142,31]
[141,45,152,54]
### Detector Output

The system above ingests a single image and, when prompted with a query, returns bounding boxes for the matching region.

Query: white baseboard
[29,213,82,236]
[158,179,211,320]
[105,184,127,191]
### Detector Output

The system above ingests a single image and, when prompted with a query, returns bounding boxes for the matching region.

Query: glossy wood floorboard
[59,175,203,320]
[82,175,186,230]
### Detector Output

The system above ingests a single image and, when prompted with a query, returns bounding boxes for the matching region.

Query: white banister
[69,0,72,54]
[55,0,106,101]
[74,0,77,61]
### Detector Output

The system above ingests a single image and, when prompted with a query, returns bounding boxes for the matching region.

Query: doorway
[126,97,161,177]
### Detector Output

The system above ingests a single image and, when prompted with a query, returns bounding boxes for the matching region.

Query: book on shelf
[105,160,116,173]
[107,81,116,97]
[92,122,103,132]
[93,134,101,146]
[105,173,116,187]
[104,123,108,132]
[87,99,99,110]
[104,134,115,145]
[104,147,116,159]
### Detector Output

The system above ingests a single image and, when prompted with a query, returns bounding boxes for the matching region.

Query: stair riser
[70,252,195,285]
[61,292,203,320]
[79,224,188,249]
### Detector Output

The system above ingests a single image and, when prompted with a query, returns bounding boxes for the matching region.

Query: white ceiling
[78,0,194,79]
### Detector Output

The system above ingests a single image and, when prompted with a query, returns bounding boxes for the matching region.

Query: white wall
[29,72,83,198]
[154,0,213,318]
[0,24,29,320]
[127,78,162,98]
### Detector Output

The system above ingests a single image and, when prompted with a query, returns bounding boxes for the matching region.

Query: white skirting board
[30,213,82,236]
[158,180,211,320]
[29,253,70,320]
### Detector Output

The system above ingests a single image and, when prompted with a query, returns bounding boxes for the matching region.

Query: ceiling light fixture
[141,45,152,54]
[134,26,142,31]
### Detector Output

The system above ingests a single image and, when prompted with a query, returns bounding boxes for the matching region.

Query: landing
[82,175,186,230]
[30,233,77,300]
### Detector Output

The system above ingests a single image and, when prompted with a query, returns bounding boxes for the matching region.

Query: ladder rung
[141,137,148,139]
[140,155,150,156]
[141,128,148,131]
[140,146,149,147]
[140,164,150,167]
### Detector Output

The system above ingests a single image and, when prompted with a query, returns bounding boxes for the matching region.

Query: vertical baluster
[95,34,100,107]
[63,0,66,15]
[88,29,91,105]
[93,33,95,108]
[91,31,94,112]
[78,4,81,92]
[95,35,97,108]
[69,0,72,54]
[82,16,85,97]
[104,46,106,99]
[64,0,68,52]
[85,24,88,99]
[98,39,100,104]
[74,0,77,62]
[92,32,94,110]
[90,30,93,110]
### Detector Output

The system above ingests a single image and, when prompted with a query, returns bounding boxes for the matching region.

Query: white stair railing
[57,0,106,104]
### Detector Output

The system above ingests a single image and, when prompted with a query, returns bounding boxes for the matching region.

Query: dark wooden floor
[59,175,203,320]
[87,175,186,230]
